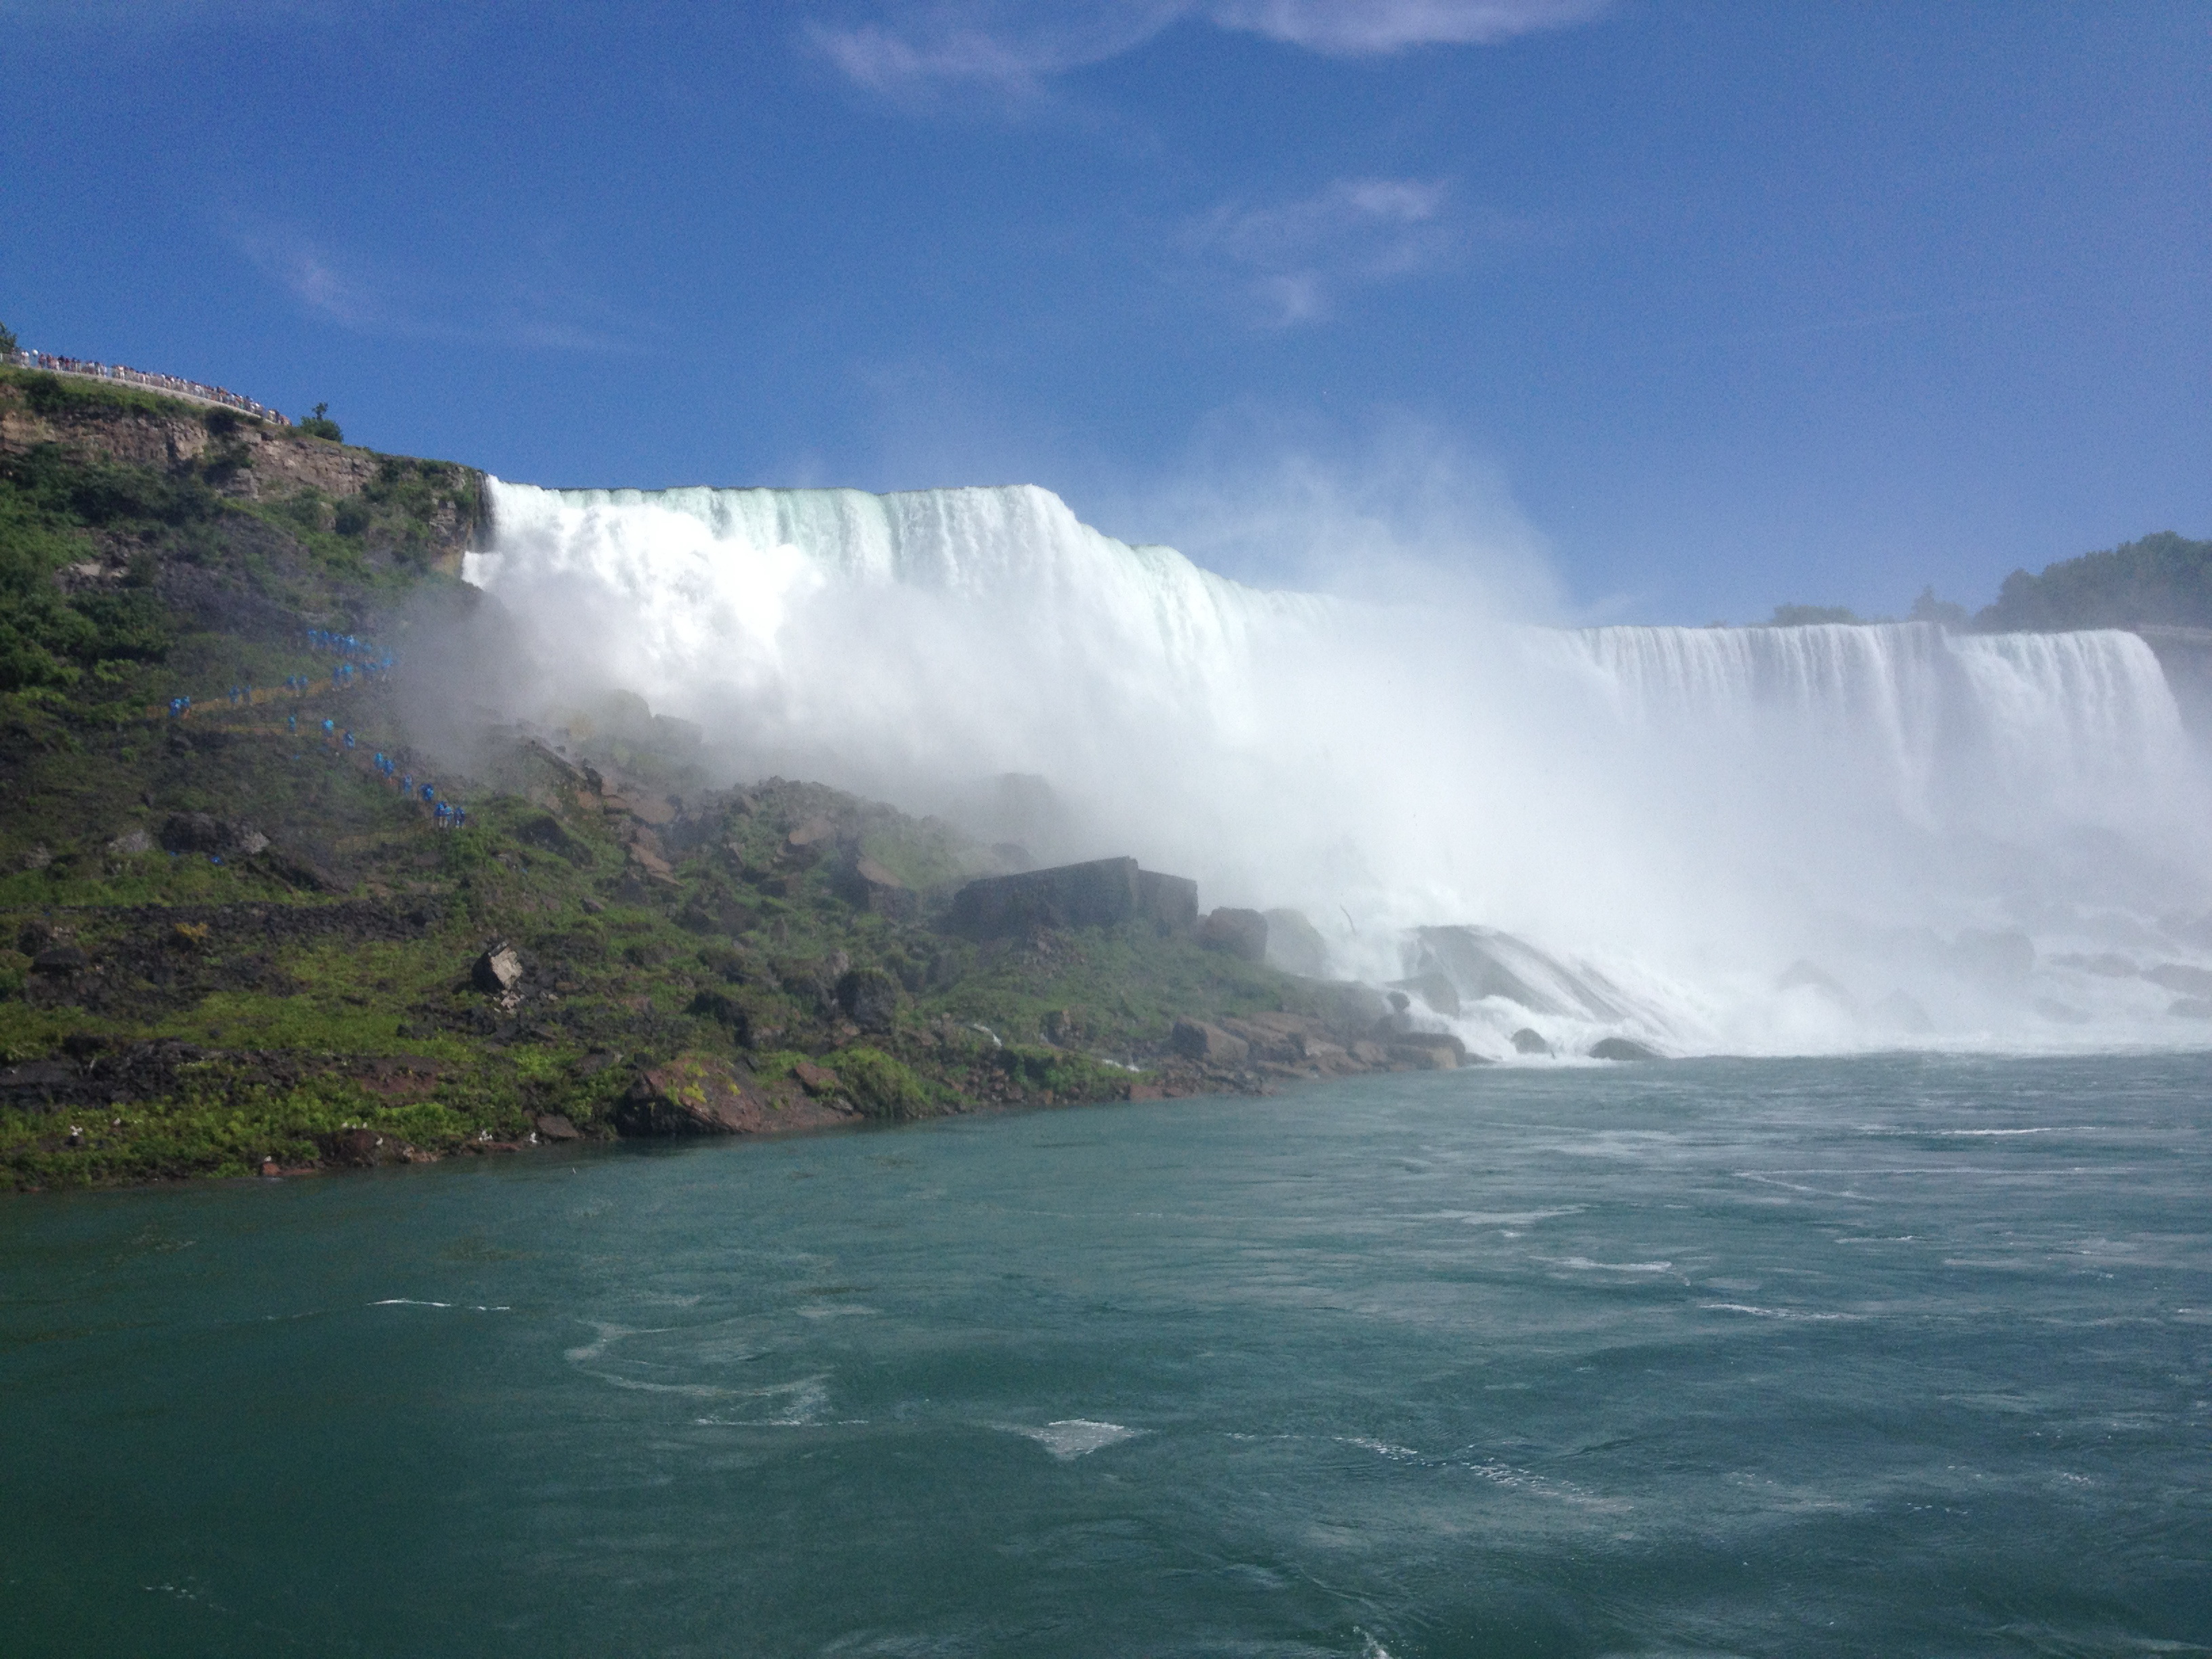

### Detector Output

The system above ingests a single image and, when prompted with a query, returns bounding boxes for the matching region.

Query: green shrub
[832,1045,934,1121]
[369,1101,468,1147]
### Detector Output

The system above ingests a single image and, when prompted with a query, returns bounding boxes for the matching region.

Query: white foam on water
[1702,1303,1857,1320]
[1002,1418,1147,1460]
[468,478,2212,1057]
[1431,1207,1586,1227]
[1338,1436,1422,1460]
[691,1376,834,1427]
[1546,1257,1675,1273]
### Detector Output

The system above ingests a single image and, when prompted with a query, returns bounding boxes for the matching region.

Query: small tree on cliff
[298,401,344,443]
[0,320,17,356]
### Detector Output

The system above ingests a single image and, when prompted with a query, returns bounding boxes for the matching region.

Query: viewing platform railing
[3,348,289,426]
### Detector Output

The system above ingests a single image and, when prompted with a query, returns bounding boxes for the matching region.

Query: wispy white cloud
[232,222,384,328]
[806,0,1606,100]
[1187,177,1455,325]
[226,213,641,354]
[804,2,1183,104]
[1208,0,1607,54]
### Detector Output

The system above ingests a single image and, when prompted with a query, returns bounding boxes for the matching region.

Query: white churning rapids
[466,478,2212,1058]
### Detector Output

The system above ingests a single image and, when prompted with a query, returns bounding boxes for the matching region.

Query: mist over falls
[461,478,2212,1057]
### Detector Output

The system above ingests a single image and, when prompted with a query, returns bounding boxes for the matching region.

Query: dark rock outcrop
[1198,907,1267,962]
[834,855,918,920]
[685,988,753,1046]
[1170,1018,1249,1064]
[614,1054,781,1135]
[315,1128,386,1168]
[1510,1027,1553,1056]
[949,857,1197,939]
[836,965,901,1033]
[472,942,523,995]
[159,813,268,858]
[1589,1036,1664,1061]
[1387,1033,1469,1069]
[1137,869,1198,935]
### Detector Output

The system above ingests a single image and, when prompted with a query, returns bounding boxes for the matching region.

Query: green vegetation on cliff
[0,369,1357,1189]
[1975,531,2212,633]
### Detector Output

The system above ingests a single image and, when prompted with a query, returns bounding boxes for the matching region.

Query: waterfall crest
[466,478,2212,1055]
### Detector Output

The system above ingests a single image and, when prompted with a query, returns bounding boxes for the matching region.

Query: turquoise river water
[2,1054,2207,1656]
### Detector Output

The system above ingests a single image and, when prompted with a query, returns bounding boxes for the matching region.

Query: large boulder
[1388,1035,1466,1070]
[1214,1010,1319,1063]
[950,857,1195,938]
[1138,869,1198,935]
[1197,907,1268,962]
[1170,1018,1249,1064]
[1589,1036,1664,1062]
[1263,908,1328,977]
[836,965,902,1033]
[159,813,269,858]
[472,941,523,994]
[835,855,919,920]
[613,1054,781,1135]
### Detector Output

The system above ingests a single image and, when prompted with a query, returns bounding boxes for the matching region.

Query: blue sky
[3,1,2205,623]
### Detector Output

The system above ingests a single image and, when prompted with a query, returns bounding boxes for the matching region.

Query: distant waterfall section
[466,477,2212,1054]
[4,347,289,425]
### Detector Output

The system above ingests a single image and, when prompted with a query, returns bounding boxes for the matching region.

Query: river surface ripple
[3,1053,2208,1657]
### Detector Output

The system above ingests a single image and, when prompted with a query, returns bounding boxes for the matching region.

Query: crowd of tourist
[157,629,467,834]
[4,347,288,426]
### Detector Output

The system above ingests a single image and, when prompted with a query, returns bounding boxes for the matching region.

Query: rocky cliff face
[0,369,480,563]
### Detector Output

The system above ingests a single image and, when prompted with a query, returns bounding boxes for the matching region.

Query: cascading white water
[464,478,2212,1057]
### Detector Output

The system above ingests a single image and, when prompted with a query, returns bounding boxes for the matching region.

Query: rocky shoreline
[0,365,1662,1192]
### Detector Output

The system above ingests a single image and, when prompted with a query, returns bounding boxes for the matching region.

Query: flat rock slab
[951,857,1200,939]
[615,1052,853,1136]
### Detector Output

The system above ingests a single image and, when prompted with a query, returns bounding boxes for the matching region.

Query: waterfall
[464,478,2212,1056]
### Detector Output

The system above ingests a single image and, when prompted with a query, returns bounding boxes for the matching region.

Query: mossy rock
[831,1044,934,1121]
